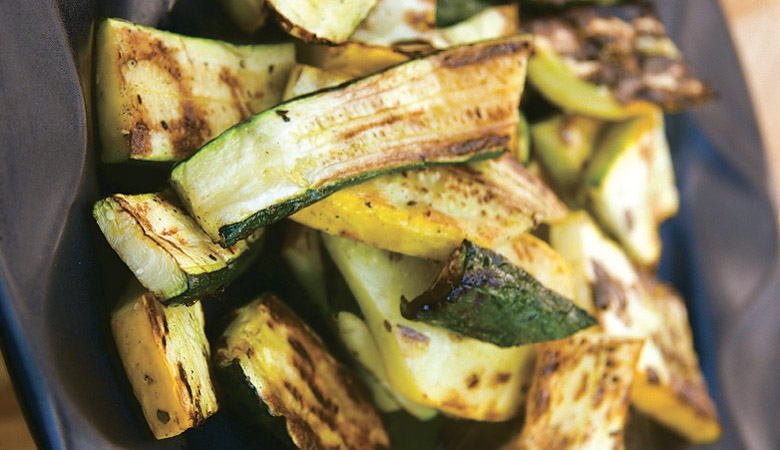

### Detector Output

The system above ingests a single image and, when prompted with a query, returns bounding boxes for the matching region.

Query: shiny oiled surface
[0,1,778,447]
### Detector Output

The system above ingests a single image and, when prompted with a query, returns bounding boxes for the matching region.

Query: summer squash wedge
[93,192,264,304]
[550,211,721,444]
[584,109,678,266]
[525,3,712,119]
[111,281,218,439]
[350,0,437,47]
[504,333,643,449]
[171,36,533,247]
[400,240,596,347]
[266,0,378,44]
[95,18,294,162]
[323,233,540,421]
[213,293,390,449]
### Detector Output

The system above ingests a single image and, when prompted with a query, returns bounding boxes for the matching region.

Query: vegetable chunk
[171,36,533,246]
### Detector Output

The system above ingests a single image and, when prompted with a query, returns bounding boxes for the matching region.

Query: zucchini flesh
[111,281,218,439]
[509,333,643,449]
[323,233,536,421]
[266,0,378,44]
[93,192,263,304]
[525,4,712,117]
[430,4,519,48]
[95,18,295,162]
[550,211,721,444]
[336,311,438,420]
[281,64,351,102]
[213,293,390,449]
[585,109,678,266]
[350,0,436,47]
[400,240,597,347]
[171,36,533,247]
[297,41,411,78]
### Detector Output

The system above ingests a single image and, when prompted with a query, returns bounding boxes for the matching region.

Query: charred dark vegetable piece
[400,240,596,347]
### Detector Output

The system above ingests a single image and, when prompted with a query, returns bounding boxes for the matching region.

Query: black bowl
[0,1,777,448]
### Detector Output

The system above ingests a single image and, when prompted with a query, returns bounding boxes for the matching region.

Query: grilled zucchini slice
[95,18,294,162]
[297,41,411,78]
[400,240,596,347]
[213,293,390,449]
[525,4,712,118]
[281,64,351,102]
[530,113,604,198]
[171,36,533,247]
[266,0,378,44]
[351,0,436,47]
[550,211,721,444]
[323,233,537,421]
[507,333,643,449]
[93,192,263,304]
[585,109,678,266]
[111,281,218,439]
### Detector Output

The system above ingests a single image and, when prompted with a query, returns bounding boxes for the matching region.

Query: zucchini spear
[95,18,294,162]
[171,36,533,247]
[400,240,597,347]
[214,293,390,449]
[93,192,264,304]
[525,3,712,119]
[111,281,218,439]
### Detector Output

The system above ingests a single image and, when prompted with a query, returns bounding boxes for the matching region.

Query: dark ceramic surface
[0,1,777,448]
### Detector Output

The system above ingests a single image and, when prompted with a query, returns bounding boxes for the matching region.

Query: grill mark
[397,325,429,347]
[219,67,253,120]
[440,39,531,69]
[116,26,212,158]
[288,337,314,370]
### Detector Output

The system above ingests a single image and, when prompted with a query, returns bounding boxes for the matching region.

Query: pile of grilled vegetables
[93,0,722,447]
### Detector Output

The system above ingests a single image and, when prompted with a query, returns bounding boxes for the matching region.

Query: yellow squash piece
[324,233,538,421]
[111,282,218,439]
[95,18,294,162]
[266,0,378,44]
[504,333,643,449]
[550,211,721,443]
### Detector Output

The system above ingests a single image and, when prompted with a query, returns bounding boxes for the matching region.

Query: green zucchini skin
[218,150,503,246]
[171,36,532,247]
[93,192,265,305]
[400,240,596,347]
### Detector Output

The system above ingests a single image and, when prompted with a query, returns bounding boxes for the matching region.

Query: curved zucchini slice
[213,293,390,449]
[525,4,712,118]
[281,64,351,102]
[323,233,536,421]
[400,240,596,347]
[171,36,533,246]
[93,192,264,304]
[509,333,643,449]
[111,281,218,439]
[266,0,378,44]
[95,18,294,162]
[219,0,268,34]
[550,212,721,444]
[430,4,519,48]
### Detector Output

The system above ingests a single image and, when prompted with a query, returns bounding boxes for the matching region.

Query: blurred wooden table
[0,1,778,448]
